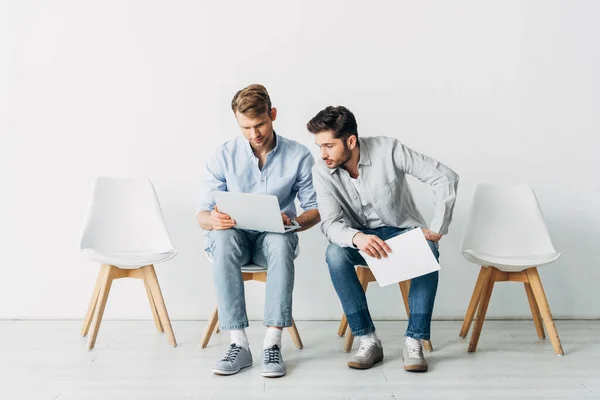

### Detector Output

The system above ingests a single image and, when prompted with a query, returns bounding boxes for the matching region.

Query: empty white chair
[459,183,563,355]
[80,177,177,350]
[200,246,303,350]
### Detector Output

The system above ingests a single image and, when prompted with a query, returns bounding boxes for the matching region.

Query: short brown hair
[307,106,358,140]
[231,84,272,117]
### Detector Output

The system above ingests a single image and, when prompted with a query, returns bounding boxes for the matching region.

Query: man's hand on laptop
[352,233,392,259]
[281,212,292,226]
[210,206,236,230]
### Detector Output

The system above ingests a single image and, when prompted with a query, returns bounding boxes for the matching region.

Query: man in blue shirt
[197,84,320,378]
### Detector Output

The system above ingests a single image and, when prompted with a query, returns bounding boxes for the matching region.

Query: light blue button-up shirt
[198,133,318,220]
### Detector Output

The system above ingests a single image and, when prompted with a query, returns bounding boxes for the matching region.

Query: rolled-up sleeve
[393,142,459,235]
[197,152,227,213]
[313,167,360,247]
[294,150,318,211]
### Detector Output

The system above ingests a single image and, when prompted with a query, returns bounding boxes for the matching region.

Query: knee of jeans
[325,243,351,271]
[210,229,243,249]
[264,233,296,255]
[426,240,440,260]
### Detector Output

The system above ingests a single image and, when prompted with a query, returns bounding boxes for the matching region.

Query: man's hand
[421,228,442,242]
[281,212,292,226]
[352,232,392,259]
[209,206,236,230]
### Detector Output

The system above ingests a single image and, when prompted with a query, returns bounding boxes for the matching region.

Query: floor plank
[0,320,597,400]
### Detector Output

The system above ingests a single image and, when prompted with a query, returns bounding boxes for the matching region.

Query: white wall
[1,0,599,321]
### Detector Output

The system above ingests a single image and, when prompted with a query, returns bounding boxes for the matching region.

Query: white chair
[80,177,177,350]
[200,245,303,350]
[459,183,564,355]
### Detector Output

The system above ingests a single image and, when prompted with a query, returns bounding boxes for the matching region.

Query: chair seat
[83,249,177,269]
[240,263,267,272]
[462,250,561,272]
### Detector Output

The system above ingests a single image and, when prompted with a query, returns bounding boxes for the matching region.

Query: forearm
[196,210,214,231]
[293,209,320,232]
[429,176,459,234]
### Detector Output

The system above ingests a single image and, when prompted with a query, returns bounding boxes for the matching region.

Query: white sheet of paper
[359,228,440,287]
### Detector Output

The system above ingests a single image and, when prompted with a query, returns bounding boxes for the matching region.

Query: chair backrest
[460,184,557,257]
[80,177,175,255]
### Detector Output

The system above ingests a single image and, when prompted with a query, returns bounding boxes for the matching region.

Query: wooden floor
[1,320,599,400]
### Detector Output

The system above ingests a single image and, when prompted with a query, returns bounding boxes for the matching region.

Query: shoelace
[221,344,242,362]
[406,339,422,358]
[264,345,281,364]
[356,340,376,357]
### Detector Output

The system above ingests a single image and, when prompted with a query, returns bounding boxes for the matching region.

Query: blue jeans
[326,226,439,340]
[205,229,299,330]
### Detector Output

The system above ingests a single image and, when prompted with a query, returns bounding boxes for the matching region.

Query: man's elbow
[448,169,459,182]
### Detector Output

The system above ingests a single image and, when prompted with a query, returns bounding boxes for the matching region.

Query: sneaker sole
[212,362,252,376]
[347,355,384,369]
[261,370,286,378]
[404,364,428,372]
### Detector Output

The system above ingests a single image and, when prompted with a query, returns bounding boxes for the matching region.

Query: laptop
[212,191,302,234]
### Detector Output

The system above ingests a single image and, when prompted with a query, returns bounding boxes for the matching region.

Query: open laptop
[212,191,301,234]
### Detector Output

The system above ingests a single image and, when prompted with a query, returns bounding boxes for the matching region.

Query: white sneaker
[347,339,384,369]
[402,337,427,372]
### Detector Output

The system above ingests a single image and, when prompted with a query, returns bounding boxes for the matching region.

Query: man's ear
[269,107,278,121]
[347,134,358,150]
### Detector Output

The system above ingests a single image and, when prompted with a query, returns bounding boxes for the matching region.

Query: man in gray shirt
[307,106,459,372]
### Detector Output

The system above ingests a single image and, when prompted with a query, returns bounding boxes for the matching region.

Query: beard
[325,144,352,169]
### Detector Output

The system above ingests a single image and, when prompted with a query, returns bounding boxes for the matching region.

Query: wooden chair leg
[214,325,220,334]
[338,314,349,337]
[343,330,354,353]
[81,266,105,337]
[524,282,545,339]
[422,339,433,352]
[460,267,491,338]
[144,276,164,333]
[143,265,177,347]
[288,319,304,349]
[525,268,564,355]
[399,280,411,317]
[87,265,114,350]
[468,267,497,352]
[200,306,219,348]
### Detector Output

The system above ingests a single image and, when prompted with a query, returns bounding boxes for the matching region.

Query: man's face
[314,130,352,169]
[235,109,276,150]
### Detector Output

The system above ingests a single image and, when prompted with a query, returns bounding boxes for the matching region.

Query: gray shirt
[312,136,459,247]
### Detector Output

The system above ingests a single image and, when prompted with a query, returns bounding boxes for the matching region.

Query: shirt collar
[245,131,280,159]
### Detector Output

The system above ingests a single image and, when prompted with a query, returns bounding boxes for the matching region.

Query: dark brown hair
[306,106,358,140]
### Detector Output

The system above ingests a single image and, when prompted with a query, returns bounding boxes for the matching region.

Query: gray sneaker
[212,344,253,376]
[402,337,428,372]
[261,345,286,378]
[347,339,384,369]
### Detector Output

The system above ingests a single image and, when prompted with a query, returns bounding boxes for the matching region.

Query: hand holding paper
[359,228,440,287]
